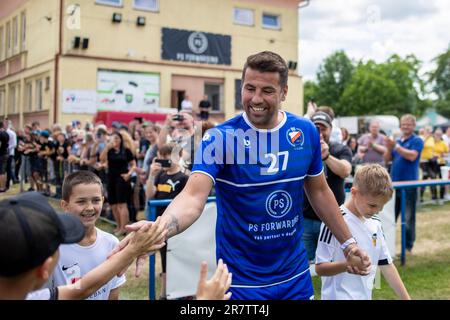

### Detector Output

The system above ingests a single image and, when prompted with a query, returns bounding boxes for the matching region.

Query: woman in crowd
[100,131,136,236]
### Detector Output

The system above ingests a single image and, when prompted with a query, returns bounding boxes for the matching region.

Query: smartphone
[172,114,184,122]
[155,159,172,167]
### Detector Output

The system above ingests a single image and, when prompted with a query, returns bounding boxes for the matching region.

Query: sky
[298,0,450,82]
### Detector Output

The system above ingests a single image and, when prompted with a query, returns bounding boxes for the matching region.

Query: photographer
[145,143,188,300]
[158,112,196,173]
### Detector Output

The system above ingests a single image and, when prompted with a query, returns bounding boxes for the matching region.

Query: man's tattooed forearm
[166,213,180,236]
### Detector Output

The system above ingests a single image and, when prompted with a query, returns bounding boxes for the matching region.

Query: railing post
[401,187,406,266]
[146,202,157,300]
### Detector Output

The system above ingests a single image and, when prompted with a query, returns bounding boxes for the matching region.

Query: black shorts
[107,176,131,205]
[0,155,7,174]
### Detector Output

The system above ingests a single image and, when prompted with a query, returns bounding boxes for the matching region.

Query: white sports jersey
[26,288,59,300]
[315,205,392,300]
[49,228,126,300]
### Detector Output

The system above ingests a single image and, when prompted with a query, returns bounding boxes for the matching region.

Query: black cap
[111,121,122,129]
[0,192,85,277]
[311,111,333,128]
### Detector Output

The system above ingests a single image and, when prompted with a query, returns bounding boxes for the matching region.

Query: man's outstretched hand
[344,244,371,275]
[108,218,167,277]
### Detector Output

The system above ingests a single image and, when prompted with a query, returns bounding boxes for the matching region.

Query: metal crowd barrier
[393,179,450,265]
[145,197,216,300]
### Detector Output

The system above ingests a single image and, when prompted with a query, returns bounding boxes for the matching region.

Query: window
[0,89,5,116]
[12,17,18,53]
[25,82,32,111]
[5,22,10,57]
[36,79,43,110]
[204,83,223,112]
[0,26,4,61]
[233,8,254,26]
[9,85,16,114]
[134,0,158,11]
[21,11,26,51]
[235,79,243,110]
[45,76,50,90]
[262,13,281,30]
[95,0,122,7]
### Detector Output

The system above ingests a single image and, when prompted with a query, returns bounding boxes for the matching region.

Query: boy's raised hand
[196,259,232,300]
[128,217,168,256]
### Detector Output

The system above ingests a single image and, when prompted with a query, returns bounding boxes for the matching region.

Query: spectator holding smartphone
[145,143,188,299]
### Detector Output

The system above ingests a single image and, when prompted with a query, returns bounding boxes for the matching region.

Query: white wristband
[340,237,357,251]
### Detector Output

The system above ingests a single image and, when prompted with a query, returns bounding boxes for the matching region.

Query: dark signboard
[162,28,231,65]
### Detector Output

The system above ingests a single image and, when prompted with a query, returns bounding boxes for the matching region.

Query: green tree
[428,45,450,118]
[339,61,403,116]
[303,80,319,104]
[338,55,425,117]
[315,50,355,112]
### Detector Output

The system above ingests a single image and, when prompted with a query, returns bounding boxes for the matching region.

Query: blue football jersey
[192,111,323,286]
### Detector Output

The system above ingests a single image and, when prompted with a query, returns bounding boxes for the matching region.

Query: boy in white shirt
[315,163,410,300]
[49,170,125,300]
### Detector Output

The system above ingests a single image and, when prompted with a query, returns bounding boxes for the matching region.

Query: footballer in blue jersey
[192,111,323,291]
[143,51,372,300]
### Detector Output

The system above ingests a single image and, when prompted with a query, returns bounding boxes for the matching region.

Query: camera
[172,114,184,122]
[155,159,172,168]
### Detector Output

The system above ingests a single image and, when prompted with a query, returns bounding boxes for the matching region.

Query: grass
[3,183,450,299]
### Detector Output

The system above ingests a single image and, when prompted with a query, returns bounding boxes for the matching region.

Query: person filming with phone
[145,142,188,299]
[159,112,196,174]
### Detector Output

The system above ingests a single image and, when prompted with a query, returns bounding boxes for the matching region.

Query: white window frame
[21,11,26,51]
[0,26,4,61]
[133,0,159,12]
[25,82,32,111]
[36,79,43,110]
[0,89,5,116]
[262,13,281,30]
[95,0,123,7]
[12,16,18,54]
[9,85,16,114]
[233,7,254,26]
[5,22,10,58]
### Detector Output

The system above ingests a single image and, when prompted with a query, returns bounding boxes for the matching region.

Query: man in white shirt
[5,120,17,190]
[180,94,193,112]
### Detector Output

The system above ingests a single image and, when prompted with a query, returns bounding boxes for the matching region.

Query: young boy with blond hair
[315,163,410,300]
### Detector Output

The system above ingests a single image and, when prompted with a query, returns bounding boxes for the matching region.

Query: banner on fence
[166,202,217,299]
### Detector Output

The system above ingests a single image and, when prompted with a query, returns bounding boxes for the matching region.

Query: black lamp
[137,16,146,26]
[112,13,122,23]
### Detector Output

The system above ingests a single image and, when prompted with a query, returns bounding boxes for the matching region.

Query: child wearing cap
[0,192,86,299]
[0,192,232,300]
[315,164,410,300]
[48,170,126,300]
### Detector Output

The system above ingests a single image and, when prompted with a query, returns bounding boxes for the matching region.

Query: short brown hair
[158,142,180,157]
[62,170,103,201]
[353,164,393,199]
[242,51,288,88]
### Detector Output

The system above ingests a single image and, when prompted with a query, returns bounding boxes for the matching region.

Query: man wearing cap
[302,110,353,263]
[37,130,55,196]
